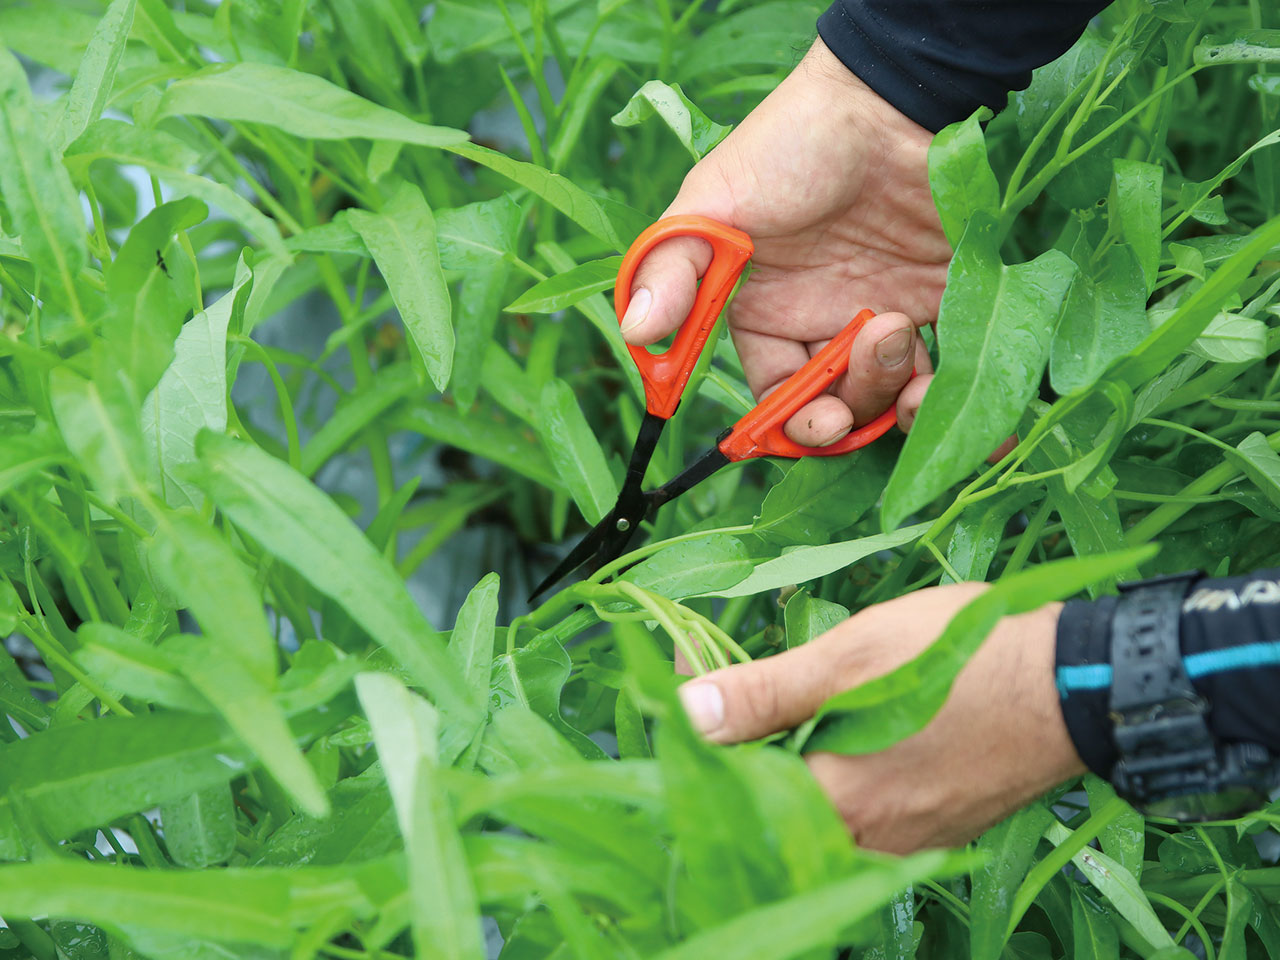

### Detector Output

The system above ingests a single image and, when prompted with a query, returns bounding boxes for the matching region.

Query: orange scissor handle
[719,309,900,461]
[615,215,753,420]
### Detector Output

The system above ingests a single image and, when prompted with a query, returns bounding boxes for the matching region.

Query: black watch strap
[1108,572,1276,818]
[1109,573,1213,805]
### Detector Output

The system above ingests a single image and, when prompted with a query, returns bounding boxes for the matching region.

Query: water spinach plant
[0,0,1277,958]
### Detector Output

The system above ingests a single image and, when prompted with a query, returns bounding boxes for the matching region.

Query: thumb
[619,233,714,346]
[676,645,832,744]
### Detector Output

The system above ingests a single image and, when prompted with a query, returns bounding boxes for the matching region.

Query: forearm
[816,0,1112,132]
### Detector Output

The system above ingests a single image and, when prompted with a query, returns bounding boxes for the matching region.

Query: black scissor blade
[528,519,616,602]
[528,413,668,603]
[646,432,733,509]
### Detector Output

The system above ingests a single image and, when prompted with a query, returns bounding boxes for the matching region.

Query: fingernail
[819,426,849,446]
[875,327,913,367]
[678,681,724,736]
[619,287,652,335]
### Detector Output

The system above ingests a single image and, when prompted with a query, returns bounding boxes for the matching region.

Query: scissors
[529,214,902,601]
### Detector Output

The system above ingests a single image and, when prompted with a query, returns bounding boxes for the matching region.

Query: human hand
[621,37,951,447]
[676,585,1084,853]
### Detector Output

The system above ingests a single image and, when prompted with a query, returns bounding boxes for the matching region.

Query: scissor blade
[528,412,668,603]
[528,518,616,602]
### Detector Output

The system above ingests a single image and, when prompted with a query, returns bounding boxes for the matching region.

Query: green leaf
[1195,30,1280,65]
[393,402,563,491]
[437,194,521,411]
[782,590,848,649]
[357,673,486,960]
[64,120,288,259]
[348,180,454,391]
[506,257,622,314]
[1169,242,1205,280]
[1189,312,1267,364]
[0,713,250,859]
[449,573,499,697]
[0,860,294,947]
[611,80,731,160]
[1228,431,1280,509]
[0,50,87,312]
[944,488,1037,582]
[614,688,650,759]
[73,622,201,711]
[0,640,49,734]
[157,62,468,147]
[1111,159,1163,293]
[883,215,1077,530]
[1027,415,1131,595]
[753,443,892,545]
[1085,776,1145,880]
[1071,886,1120,960]
[164,633,329,818]
[1043,821,1175,952]
[1050,243,1148,395]
[0,430,62,499]
[703,523,930,598]
[49,361,146,503]
[534,241,645,402]
[159,784,235,869]
[147,510,277,687]
[445,141,625,250]
[1062,383,1133,495]
[623,534,752,599]
[1109,205,1280,391]
[807,547,1157,754]
[538,378,617,525]
[300,364,419,477]
[929,109,999,248]
[970,803,1054,960]
[105,197,207,396]
[193,432,479,726]
[677,2,825,81]
[491,634,604,760]
[50,0,136,155]
[648,850,969,960]
[141,256,253,509]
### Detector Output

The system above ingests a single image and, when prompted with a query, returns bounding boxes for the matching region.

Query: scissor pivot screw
[616,518,631,532]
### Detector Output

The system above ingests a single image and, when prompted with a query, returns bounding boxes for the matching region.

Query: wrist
[798,37,932,145]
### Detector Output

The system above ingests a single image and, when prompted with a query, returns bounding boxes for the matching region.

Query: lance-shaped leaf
[1049,242,1148,395]
[141,257,253,509]
[883,215,1076,530]
[446,141,625,250]
[506,257,622,314]
[157,62,468,147]
[611,80,731,160]
[64,120,288,258]
[357,673,485,960]
[538,378,617,525]
[806,547,1157,755]
[0,50,87,311]
[349,180,454,391]
[193,432,480,727]
[929,109,999,248]
[623,535,752,599]
[50,0,136,155]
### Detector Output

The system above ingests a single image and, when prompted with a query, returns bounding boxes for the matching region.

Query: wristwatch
[1108,573,1276,821]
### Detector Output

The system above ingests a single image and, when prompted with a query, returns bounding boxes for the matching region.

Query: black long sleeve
[817,1,1111,133]
[1056,569,1280,780]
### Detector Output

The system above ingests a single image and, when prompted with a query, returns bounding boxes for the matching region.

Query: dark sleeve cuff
[816,0,1110,133]
[1055,595,1118,778]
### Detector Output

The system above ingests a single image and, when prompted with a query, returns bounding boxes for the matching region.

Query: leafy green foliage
[0,1,1277,958]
